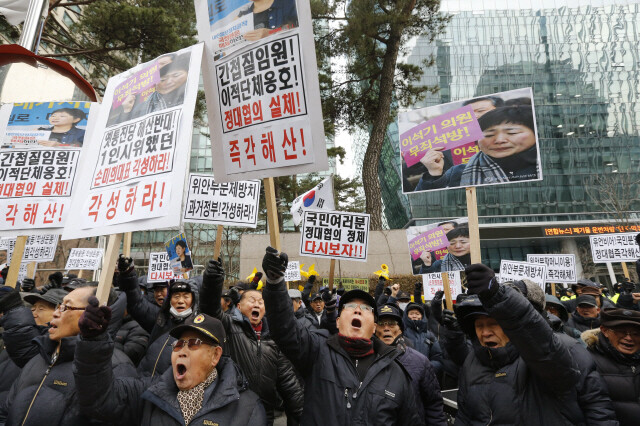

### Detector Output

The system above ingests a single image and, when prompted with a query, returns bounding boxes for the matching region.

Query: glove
[227,287,240,306]
[251,272,263,285]
[431,290,444,323]
[262,246,288,282]
[322,289,337,312]
[442,309,461,332]
[465,263,498,297]
[117,254,134,274]
[384,286,392,296]
[21,278,36,292]
[205,257,224,278]
[414,281,422,292]
[78,296,112,339]
[321,288,332,303]
[307,275,317,285]
[0,287,22,313]
[48,272,63,288]
[336,284,345,296]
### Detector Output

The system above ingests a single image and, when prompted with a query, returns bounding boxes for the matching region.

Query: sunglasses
[171,338,214,352]
[343,302,374,313]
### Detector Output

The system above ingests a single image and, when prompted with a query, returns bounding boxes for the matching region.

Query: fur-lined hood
[581,328,600,348]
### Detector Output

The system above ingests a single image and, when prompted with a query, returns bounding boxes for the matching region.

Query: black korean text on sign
[92,109,181,189]
[300,211,370,262]
[216,34,307,133]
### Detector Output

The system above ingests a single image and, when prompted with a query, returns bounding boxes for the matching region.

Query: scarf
[460,151,509,186]
[145,91,167,115]
[473,340,520,370]
[177,368,218,425]
[441,253,467,272]
[252,322,263,340]
[338,333,374,358]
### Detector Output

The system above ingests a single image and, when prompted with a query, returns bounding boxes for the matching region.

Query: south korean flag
[290,176,335,226]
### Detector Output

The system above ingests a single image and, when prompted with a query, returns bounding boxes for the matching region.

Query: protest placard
[61,44,203,240]
[422,271,463,301]
[183,174,260,227]
[17,262,31,282]
[589,233,640,263]
[321,277,369,292]
[195,0,328,181]
[148,252,180,282]
[165,233,193,276]
[527,254,577,283]
[0,101,99,234]
[284,260,301,281]
[0,237,10,250]
[499,260,547,289]
[65,248,104,270]
[300,211,370,262]
[406,218,469,276]
[290,176,335,226]
[7,234,58,263]
[401,87,542,193]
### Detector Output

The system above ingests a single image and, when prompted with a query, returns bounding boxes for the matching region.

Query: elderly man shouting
[261,247,422,425]
[72,298,266,425]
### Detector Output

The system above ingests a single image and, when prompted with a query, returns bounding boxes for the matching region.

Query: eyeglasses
[55,304,86,313]
[378,320,399,327]
[610,328,640,338]
[171,338,213,352]
[343,303,374,313]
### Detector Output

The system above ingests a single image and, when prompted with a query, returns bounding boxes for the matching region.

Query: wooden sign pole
[264,177,281,251]
[123,232,133,257]
[26,262,37,279]
[328,259,336,291]
[441,272,454,311]
[5,236,27,288]
[214,225,224,259]
[621,262,630,280]
[551,283,557,297]
[96,234,122,305]
[465,187,482,264]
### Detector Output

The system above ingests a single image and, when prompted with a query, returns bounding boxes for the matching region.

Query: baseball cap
[288,289,302,299]
[311,292,323,301]
[23,288,67,306]
[576,294,598,307]
[151,281,170,289]
[396,291,411,301]
[377,303,403,330]
[338,289,377,319]
[601,308,640,328]
[170,313,226,346]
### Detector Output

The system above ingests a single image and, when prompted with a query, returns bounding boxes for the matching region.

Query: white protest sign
[284,260,301,281]
[183,174,260,227]
[422,271,463,301]
[291,176,335,226]
[7,234,58,263]
[17,263,31,282]
[0,102,100,236]
[195,0,329,181]
[499,260,547,289]
[147,252,179,282]
[300,211,370,262]
[62,43,204,239]
[589,233,640,263]
[65,248,104,270]
[0,237,10,250]
[526,254,577,283]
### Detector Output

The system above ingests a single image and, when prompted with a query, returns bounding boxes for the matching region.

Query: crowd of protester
[0,243,639,425]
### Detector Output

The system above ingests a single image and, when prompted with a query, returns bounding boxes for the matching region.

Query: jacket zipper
[151,336,170,377]
[22,353,58,426]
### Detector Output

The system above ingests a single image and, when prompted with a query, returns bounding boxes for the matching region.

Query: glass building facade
[370,0,640,280]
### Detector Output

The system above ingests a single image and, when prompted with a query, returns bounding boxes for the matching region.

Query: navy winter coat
[73,334,266,425]
[401,307,443,375]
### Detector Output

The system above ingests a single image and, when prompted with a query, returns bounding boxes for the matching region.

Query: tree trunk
[361,34,404,230]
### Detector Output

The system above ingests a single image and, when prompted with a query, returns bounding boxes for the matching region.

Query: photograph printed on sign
[197,0,299,60]
[1,102,91,148]
[165,233,194,275]
[106,51,192,127]
[400,88,542,193]
[406,217,469,276]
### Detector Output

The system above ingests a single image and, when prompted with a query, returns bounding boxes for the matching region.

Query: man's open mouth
[176,363,187,379]
[251,310,260,319]
[619,341,635,351]
[351,318,362,329]
[484,341,498,348]
[383,333,393,339]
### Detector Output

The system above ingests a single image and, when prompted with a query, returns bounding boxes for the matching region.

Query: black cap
[311,292,323,301]
[454,294,489,336]
[576,294,598,307]
[377,303,404,330]
[24,288,67,306]
[170,280,193,295]
[404,302,424,317]
[397,291,411,301]
[170,313,226,346]
[601,308,640,328]
[151,280,170,289]
[338,289,377,319]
